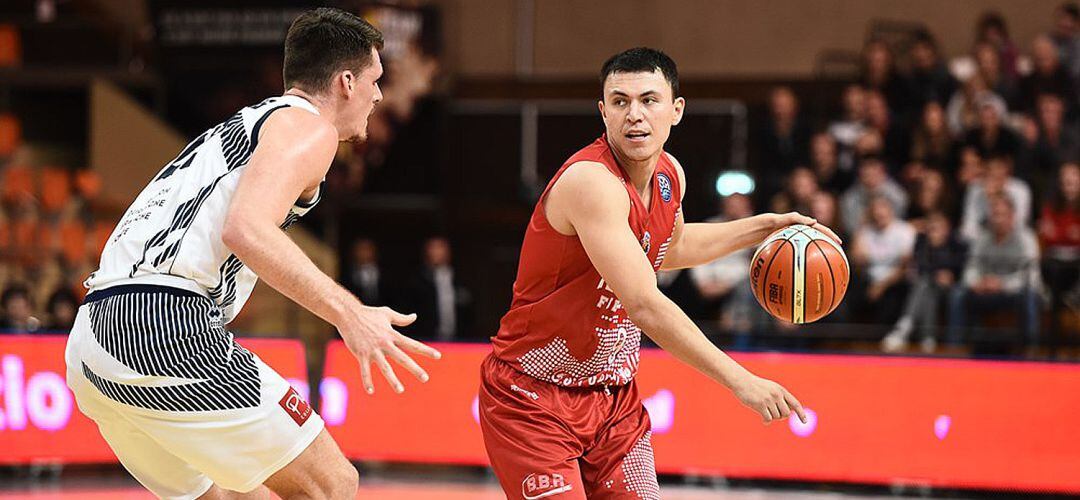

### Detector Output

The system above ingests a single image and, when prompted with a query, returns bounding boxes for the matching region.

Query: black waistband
[84,284,205,304]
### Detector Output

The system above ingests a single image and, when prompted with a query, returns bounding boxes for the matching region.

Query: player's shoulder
[557,161,625,195]
[663,152,687,199]
[548,160,630,214]
[256,107,337,152]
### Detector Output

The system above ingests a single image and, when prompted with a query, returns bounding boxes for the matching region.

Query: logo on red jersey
[641,231,651,253]
[522,472,572,499]
[279,386,313,426]
[657,172,672,202]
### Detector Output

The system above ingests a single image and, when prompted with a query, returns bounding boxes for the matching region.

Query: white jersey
[86,95,324,323]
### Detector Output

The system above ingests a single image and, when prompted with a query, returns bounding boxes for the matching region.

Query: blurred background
[0,0,1078,498]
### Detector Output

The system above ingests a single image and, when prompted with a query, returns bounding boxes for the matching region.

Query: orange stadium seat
[0,113,22,157]
[0,24,20,67]
[40,167,72,213]
[1,163,35,205]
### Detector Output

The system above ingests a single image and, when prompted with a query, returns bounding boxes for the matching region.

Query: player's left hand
[731,373,807,425]
[770,212,842,244]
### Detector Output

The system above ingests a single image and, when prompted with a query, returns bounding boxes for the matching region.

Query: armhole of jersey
[663,152,684,204]
[249,104,291,153]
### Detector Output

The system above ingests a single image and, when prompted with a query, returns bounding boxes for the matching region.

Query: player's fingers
[385,308,417,327]
[812,222,843,244]
[359,355,374,395]
[394,332,442,359]
[761,405,774,424]
[386,344,429,383]
[785,390,808,424]
[776,401,791,420]
[373,349,404,393]
[785,212,816,226]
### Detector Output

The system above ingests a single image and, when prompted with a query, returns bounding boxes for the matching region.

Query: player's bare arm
[223,107,440,395]
[661,156,841,271]
[546,161,806,424]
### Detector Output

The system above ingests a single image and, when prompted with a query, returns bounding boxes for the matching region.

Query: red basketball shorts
[479,354,660,499]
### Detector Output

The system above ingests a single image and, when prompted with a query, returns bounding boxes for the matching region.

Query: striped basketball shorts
[64,284,324,500]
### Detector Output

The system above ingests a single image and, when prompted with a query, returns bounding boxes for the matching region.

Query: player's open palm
[732,373,807,425]
[340,306,441,395]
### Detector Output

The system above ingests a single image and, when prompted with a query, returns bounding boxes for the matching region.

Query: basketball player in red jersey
[480,47,840,499]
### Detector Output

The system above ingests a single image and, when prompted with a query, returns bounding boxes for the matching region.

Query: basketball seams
[756,239,790,319]
[810,240,838,318]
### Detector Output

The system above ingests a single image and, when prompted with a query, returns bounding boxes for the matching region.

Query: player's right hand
[339,306,441,395]
[731,373,807,425]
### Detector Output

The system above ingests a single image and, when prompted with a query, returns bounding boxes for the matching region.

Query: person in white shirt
[851,195,917,324]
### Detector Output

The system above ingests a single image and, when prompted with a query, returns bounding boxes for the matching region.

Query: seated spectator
[809,191,848,244]
[907,169,960,230]
[909,30,958,110]
[1019,34,1077,115]
[1023,93,1079,190]
[1051,2,1080,84]
[828,84,869,172]
[753,86,810,199]
[963,93,1023,159]
[407,237,472,341]
[864,90,910,172]
[45,287,77,331]
[344,237,387,306]
[956,146,986,189]
[975,11,1021,80]
[947,195,1041,347]
[851,196,917,324]
[769,167,818,215]
[1039,162,1080,338]
[860,39,911,119]
[910,102,956,169]
[882,212,967,353]
[959,155,1032,241]
[973,41,1020,107]
[0,283,40,333]
[689,193,768,348]
[840,156,909,235]
[947,75,1006,136]
[809,132,854,194]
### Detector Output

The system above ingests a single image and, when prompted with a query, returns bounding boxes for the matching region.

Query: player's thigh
[478,364,585,499]
[261,428,358,499]
[197,485,271,500]
[580,402,658,500]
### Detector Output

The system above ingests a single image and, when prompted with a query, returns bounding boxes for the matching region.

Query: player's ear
[672,96,686,126]
[597,99,606,119]
[339,70,355,96]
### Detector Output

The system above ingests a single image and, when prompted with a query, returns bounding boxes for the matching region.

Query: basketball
[749,224,849,324]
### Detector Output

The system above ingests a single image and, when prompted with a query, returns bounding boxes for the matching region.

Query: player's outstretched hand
[770,212,842,244]
[731,373,807,425]
[339,306,441,395]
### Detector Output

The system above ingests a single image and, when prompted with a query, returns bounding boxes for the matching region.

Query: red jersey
[492,135,682,387]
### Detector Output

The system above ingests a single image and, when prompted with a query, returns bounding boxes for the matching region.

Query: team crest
[657,172,672,203]
[641,231,652,253]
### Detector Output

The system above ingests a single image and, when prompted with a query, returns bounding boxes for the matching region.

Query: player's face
[344,48,384,142]
[599,70,684,163]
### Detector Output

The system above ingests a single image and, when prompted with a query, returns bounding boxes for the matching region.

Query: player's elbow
[621,290,669,331]
[221,211,256,254]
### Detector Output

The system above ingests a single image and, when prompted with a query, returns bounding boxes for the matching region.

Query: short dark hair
[283,7,385,94]
[1,284,30,309]
[600,47,679,99]
[1060,2,1080,20]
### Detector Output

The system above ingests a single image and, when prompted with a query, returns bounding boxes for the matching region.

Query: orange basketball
[748,224,849,324]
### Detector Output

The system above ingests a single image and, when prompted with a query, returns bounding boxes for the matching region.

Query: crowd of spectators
[679,5,1080,355]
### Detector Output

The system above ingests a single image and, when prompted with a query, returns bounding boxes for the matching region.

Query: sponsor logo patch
[522,472,572,499]
[657,172,672,202]
[279,386,313,426]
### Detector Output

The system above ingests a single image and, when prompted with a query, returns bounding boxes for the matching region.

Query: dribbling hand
[771,212,842,244]
[732,373,807,425]
[339,306,441,394]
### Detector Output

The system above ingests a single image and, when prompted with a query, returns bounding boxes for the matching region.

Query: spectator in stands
[947,195,1041,347]
[860,39,911,118]
[770,167,818,215]
[907,169,959,231]
[947,75,1006,136]
[882,212,966,353]
[840,156,908,235]
[1039,162,1080,339]
[1019,34,1077,116]
[809,132,853,194]
[44,287,77,332]
[851,195,917,324]
[689,193,767,348]
[956,146,986,189]
[408,237,471,341]
[973,41,1020,108]
[344,237,386,307]
[810,191,847,244]
[908,30,958,110]
[1051,3,1080,92]
[0,283,40,333]
[975,11,1021,79]
[960,155,1032,241]
[864,90,910,172]
[1023,93,1079,186]
[963,93,1023,160]
[829,84,869,172]
[910,101,956,169]
[754,86,810,200]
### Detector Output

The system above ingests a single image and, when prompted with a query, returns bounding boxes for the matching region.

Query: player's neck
[609,144,660,195]
[283,88,339,131]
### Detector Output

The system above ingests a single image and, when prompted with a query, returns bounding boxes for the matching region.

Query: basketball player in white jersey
[64,8,440,499]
